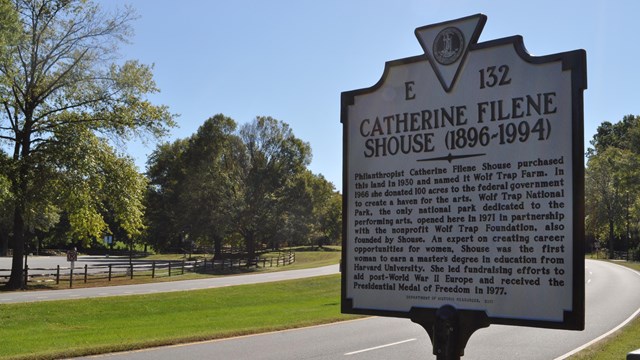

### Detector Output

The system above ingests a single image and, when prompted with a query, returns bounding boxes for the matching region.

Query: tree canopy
[0,1,339,290]
[0,0,174,289]
[146,115,341,258]
[0,0,20,51]
[586,114,640,258]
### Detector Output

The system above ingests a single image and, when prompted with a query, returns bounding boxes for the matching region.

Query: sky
[100,0,640,190]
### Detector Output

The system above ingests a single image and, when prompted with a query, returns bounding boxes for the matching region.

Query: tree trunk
[213,235,222,259]
[246,232,255,259]
[129,237,133,268]
[6,124,32,290]
[608,219,615,259]
[6,207,25,289]
[0,228,8,257]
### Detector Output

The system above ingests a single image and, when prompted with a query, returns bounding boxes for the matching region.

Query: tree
[307,173,342,247]
[0,0,20,257]
[274,170,314,248]
[236,116,312,257]
[145,115,330,258]
[586,147,640,258]
[145,115,243,256]
[287,170,342,248]
[180,114,242,257]
[145,139,190,252]
[586,115,640,258]
[0,0,174,289]
[0,0,20,52]
[587,115,640,157]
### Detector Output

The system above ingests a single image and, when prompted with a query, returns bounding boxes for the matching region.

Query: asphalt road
[69,260,640,360]
[0,261,340,304]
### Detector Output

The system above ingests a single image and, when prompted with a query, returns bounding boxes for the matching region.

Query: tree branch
[0,131,17,140]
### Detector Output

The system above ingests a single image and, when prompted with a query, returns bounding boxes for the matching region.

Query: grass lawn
[569,316,640,359]
[0,274,357,360]
[4,253,636,359]
[569,260,640,359]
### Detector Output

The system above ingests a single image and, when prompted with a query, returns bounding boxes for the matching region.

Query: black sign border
[341,30,586,331]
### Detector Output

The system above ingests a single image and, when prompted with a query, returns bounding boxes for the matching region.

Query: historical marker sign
[341,14,585,330]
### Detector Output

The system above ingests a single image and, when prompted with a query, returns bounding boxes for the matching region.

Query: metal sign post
[341,14,586,358]
[104,235,113,257]
[410,305,489,359]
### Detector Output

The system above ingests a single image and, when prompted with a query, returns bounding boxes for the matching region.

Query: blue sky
[101,1,639,189]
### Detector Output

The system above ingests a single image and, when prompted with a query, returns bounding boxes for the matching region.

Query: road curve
[69,259,640,360]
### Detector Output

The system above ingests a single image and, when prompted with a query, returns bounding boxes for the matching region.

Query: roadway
[67,259,640,360]
[0,259,339,304]
[0,255,187,276]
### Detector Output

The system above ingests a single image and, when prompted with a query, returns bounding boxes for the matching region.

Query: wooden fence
[0,252,295,288]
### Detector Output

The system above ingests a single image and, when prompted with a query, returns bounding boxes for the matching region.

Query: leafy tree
[145,139,189,252]
[291,171,342,248]
[180,114,242,257]
[145,115,335,259]
[0,0,20,52]
[237,116,312,257]
[309,173,342,246]
[0,0,174,289]
[587,115,640,157]
[586,145,640,258]
[273,170,314,249]
[586,115,640,258]
[145,115,243,256]
[0,0,20,257]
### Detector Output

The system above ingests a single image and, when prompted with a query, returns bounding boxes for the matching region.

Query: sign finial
[415,14,486,92]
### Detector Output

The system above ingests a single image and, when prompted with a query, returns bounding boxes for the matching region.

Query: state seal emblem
[433,27,464,65]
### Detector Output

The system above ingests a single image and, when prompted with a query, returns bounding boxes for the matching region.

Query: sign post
[341,14,586,358]
[104,235,113,257]
[66,247,78,288]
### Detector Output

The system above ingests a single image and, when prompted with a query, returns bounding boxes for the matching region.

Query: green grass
[615,260,640,272]
[569,260,640,359]
[569,316,640,359]
[9,253,634,359]
[0,274,357,360]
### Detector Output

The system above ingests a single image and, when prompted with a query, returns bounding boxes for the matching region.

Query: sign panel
[341,14,585,330]
[66,250,78,262]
